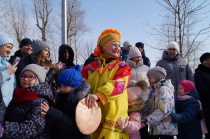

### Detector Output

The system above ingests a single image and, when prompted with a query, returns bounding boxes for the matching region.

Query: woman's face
[0,44,13,57]
[41,48,49,60]
[20,70,37,88]
[202,58,210,68]
[104,41,121,57]
[167,48,178,58]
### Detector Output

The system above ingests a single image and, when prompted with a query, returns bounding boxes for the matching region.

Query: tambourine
[75,98,101,134]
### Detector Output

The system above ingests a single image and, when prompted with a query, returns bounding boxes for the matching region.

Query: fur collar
[128,100,145,113]
[68,79,90,104]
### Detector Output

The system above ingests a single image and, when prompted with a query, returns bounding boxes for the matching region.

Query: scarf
[12,88,41,104]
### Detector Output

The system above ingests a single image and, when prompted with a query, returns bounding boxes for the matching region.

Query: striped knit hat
[32,40,49,56]
[94,28,121,56]
[0,32,13,47]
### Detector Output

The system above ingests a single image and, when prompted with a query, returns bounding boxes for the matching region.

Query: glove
[117,117,129,129]
[0,122,4,137]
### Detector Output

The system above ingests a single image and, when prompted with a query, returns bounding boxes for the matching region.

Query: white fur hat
[167,41,180,54]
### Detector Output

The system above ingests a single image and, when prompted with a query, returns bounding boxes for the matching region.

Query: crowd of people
[0,28,210,139]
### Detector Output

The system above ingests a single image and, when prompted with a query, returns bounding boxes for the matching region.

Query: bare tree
[0,0,8,19]
[0,0,32,47]
[78,40,95,63]
[146,0,210,63]
[33,0,53,42]
[66,0,91,64]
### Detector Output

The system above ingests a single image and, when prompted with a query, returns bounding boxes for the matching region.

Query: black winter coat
[9,50,35,85]
[46,79,91,139]
[194,64,210,102]
[194,64,210,132]
[141,50,151,68]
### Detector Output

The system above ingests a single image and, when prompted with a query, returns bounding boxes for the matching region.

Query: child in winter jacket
[142,66,178,139]
[165,80,206,139]
[41,65,91,139]
[1,64,53,139]
[117,80,148,139]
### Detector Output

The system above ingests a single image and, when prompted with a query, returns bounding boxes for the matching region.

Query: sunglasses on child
[20,74,37,81]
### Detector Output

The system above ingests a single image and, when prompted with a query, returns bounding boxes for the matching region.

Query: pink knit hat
[179,80,195,93]
[127,87,142,101]
[128,47,142,60]
[127,80,148,101]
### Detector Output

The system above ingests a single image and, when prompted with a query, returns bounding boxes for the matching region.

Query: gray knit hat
[123,41,132,49]
[32,40,49,56]
[147,66,167,81]
[21,64,49,85]
[0,32,13,47]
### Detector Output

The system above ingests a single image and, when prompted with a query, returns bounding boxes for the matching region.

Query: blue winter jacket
[171,90,202,139]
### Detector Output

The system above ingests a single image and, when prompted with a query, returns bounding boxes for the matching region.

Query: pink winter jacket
[125,112,141,139]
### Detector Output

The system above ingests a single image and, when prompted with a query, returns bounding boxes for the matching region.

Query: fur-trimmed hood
[68,79,90,104]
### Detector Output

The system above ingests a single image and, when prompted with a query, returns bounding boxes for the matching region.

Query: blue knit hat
[0,32,13,47]
[58,65,82,87]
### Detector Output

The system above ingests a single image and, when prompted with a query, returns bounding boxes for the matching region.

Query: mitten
[117,117,129,129]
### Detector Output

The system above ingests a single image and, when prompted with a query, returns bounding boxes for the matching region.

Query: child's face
[178,85,185,95]
[148,76,157,84]
[20,71,37,88]
[60,84,72,93]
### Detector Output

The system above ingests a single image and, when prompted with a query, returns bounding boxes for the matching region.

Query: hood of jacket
[162,51,180,61]
[58,44,75,68]
[185,89,200,100]
[126,59,143,68]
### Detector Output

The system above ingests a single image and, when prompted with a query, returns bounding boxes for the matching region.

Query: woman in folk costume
[81,28,132,139]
